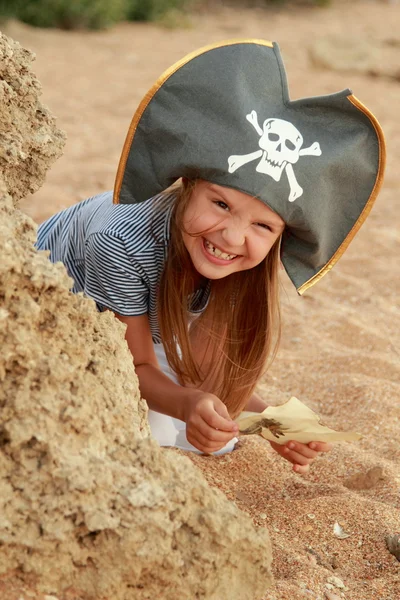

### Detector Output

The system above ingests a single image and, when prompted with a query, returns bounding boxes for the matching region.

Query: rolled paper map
[236,396,362,445]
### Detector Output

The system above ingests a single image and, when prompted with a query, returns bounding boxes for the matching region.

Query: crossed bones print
[228,111,322,202]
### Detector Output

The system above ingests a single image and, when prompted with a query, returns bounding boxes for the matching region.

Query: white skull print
[257,119,303,181]
[228,111,322,202]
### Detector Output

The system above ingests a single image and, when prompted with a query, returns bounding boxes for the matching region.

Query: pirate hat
[114,40,386,294]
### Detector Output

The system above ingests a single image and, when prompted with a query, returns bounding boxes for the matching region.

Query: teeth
[204,240,237,261]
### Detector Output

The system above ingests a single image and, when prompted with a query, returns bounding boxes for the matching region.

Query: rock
[327,575,345,589]
[324,591,342,600]
[385,534,400,561]
[0,32,273,600]
[0,32,66,204]
[344,466,385,490]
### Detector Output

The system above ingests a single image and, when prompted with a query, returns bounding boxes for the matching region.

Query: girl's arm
[114,313,238,452]
[116,311,188,421]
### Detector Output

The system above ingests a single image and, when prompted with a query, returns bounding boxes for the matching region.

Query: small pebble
[235,490,249,502]
[331,554,339,570]
[307,553,318,565]
[259,513,267,520]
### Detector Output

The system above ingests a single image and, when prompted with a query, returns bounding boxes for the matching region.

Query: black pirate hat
[114,40,386,294]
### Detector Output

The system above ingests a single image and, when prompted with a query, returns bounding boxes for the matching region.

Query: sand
[3,1,399,598]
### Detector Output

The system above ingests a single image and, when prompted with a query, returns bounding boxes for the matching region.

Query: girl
[36,40,385,472]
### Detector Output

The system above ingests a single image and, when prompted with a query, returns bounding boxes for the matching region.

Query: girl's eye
[213,200,229,210]
[256,222,272,231]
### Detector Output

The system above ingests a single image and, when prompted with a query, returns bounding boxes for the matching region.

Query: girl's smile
[182,180,285,280]
[202,238,240,263]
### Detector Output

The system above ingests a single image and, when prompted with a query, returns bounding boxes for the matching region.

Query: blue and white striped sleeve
[84,232,149,316]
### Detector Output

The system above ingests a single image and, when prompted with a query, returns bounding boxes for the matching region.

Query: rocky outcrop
[0,32,66,204]
[0,31,273,600]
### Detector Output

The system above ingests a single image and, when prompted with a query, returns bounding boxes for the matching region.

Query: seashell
[333,522,351,539]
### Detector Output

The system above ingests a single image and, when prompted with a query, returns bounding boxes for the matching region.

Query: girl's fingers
[193,416,238,444]
[270,440,333,474]
[214,401,233,421]
[293,463,310,475]
[283,446,316,466]
[285,441,318,460]
[309,441,333,452]
[187,427,231,454]
[203,409,239,434]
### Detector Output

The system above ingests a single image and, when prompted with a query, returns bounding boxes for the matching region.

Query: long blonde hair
[158,181,282,418]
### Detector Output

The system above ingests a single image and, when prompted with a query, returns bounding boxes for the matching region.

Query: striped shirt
[36,191,210,343]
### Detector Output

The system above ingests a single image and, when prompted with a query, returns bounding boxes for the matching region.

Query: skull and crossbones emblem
[228,111,322,202]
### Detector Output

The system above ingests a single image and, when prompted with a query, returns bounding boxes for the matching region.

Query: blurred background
[0,0,398,223]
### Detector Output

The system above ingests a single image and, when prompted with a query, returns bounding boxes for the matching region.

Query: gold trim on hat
[113,39,273,204]
[297,94,386,296]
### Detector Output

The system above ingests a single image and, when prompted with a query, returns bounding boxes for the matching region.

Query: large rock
[0,32,66,204]
[0,31,273,600]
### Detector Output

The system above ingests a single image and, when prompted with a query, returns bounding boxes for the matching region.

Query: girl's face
[182,180,285,281]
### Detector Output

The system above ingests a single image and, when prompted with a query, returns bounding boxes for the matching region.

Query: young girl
[36,40,385,473]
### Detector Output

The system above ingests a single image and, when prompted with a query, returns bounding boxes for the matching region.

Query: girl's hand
[269,440,333,474]
[183,392,239,454]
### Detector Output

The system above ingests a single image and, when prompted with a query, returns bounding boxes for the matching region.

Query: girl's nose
[221,225,246,248]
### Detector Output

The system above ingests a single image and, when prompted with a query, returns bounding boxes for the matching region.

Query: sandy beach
[3,1,399,598]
